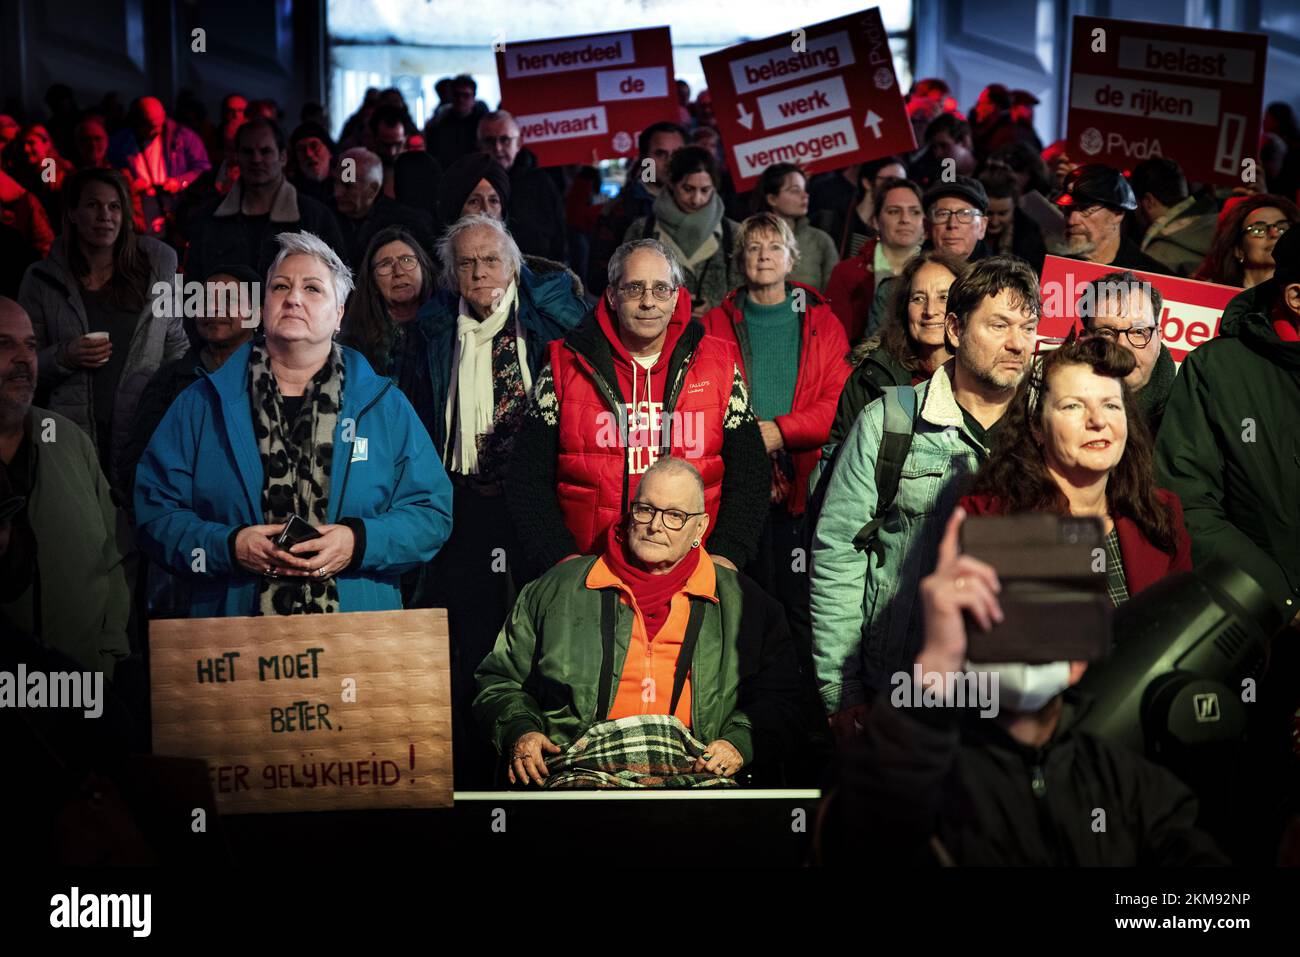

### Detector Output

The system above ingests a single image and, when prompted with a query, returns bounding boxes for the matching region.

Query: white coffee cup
[82,331,111,365]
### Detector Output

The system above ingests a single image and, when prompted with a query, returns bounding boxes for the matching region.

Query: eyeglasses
[372,254,419,276]
[1086,325,1156,348]
[929,207,982,225]
[1065,203,1111,219]
[616,281,675,302]
[480,135,518,148]
[1241,220,1291,239]
[629,503,704,530]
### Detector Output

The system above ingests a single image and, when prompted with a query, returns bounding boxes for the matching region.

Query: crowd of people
[3,71,1300,866]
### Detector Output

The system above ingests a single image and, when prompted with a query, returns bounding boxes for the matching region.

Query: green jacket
[1155,283,1300,621]
[829,340,913,448]
[1,407,131,676]
[1140,195,1219,278]
[473,554,803,767]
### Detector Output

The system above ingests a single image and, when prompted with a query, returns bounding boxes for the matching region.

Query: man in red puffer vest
[508,239,769,581]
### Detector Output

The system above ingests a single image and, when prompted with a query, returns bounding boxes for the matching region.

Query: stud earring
[692,539,701,548]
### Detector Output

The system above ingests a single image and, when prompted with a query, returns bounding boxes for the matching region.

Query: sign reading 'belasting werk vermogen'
[701,7,913,192]
[151,609,451,813]
[1037,255,1240,366]
[495,27,677,168]
[1066,16,1268,188]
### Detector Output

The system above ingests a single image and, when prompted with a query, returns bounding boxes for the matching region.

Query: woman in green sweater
[756,162,840,292]
[702,212,851,645]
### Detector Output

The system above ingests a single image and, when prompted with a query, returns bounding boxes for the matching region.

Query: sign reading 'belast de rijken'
[151,610,452,813]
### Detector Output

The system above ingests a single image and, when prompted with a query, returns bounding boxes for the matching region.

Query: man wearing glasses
[508,238,769,583]
[1076,270,1175,433]
[1052,164,1172,275]
[864,176,992,337]
[477,110,566,263]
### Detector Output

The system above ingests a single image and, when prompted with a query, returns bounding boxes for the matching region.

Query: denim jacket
[809,362,991,713]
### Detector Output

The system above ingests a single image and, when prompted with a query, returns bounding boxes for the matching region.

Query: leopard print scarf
[248,341,346,615]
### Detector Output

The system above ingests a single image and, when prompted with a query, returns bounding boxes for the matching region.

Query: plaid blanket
[543,715,739,789]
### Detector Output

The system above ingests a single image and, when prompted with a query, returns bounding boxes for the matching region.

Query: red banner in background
[1037,256,1241,365]
[700,7,914,192]
[1065,16,1268,188]
[495,27,677,168]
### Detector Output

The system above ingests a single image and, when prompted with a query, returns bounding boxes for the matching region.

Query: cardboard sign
[701,7,914,192]
[1066,16,1268,188]
[495,27,677,168]
[151,610,452,814]
[1037,255,1240,365]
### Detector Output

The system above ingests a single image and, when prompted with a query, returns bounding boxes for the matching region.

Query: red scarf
[602,523,701,640]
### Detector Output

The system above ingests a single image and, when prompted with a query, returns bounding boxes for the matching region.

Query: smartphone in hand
[274,515,322,550]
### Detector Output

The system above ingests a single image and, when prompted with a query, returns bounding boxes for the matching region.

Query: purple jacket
[108,119,211,187]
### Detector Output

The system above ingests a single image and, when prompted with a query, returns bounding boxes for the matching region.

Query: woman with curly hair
[1193,193,1300,289]
[960,336,1191,603]
[825,250,969,447]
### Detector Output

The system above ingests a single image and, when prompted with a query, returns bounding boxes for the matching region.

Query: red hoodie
[545,288,745,555]
[592,286,694,473]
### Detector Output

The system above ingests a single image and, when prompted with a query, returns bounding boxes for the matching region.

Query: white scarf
[445,281,530,474]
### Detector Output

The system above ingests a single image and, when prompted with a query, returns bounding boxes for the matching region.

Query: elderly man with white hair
[412,213,586,786]
[134,230,453,617]
[477,110,567,262]
[332,146,437,273]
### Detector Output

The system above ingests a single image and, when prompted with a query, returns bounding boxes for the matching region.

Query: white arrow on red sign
[737,102,755,130]
[864,110,883,138]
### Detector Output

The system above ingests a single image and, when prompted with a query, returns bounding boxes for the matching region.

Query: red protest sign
[1066,16,1268,188]
[700,7,914,192]
[495,27,677,168]
[1038,255,1240,365]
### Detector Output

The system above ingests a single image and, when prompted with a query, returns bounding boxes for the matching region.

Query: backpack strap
[641,211,656,240]
[851,385,918,553]
[595,589,619,720]
[669,599,708,718]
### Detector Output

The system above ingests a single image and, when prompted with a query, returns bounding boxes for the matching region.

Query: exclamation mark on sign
[409,744,416,783]
[1215,113,1245,175]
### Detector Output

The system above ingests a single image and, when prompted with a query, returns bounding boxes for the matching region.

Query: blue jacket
[415,261,587,458]
[133,341,453,617]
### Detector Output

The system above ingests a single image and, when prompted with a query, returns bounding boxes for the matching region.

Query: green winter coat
[1155,282,1300,621]
[0,407,131,676]
[828,340,914,448]
[1140,195,1219,278]
[473,553,803,767]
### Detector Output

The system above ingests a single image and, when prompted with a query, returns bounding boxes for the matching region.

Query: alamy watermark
[150,277,261,326]
[890,664,1001,718]
[0,665,104,718]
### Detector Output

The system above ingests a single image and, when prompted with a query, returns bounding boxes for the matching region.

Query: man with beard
[1052,165,1172,275]
[810,257,1039,740]
[0,297,130,677]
